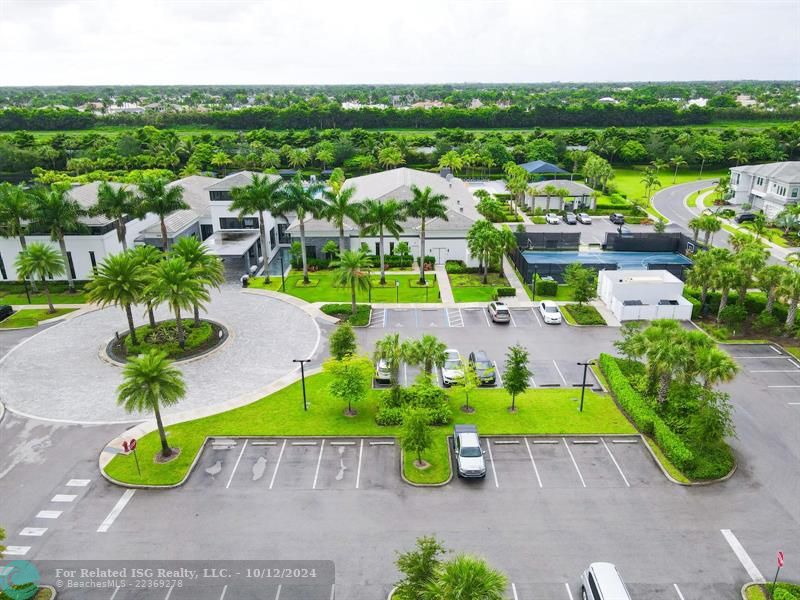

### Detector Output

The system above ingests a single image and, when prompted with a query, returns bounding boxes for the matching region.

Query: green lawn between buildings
[449,272,509,303]
[0,307,76,329]
[248,271,441,303]
[104,372,635,486]
[0,281,88,305]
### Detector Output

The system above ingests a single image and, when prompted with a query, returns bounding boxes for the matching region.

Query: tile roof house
[729,161,800,219]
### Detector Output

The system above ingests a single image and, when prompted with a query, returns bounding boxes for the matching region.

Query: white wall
[599,269,692,322]
[350,233,479,267]
[209,202,280,259]
[611,298,693,321]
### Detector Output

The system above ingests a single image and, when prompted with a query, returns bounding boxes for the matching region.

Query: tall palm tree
[374,333,405,395]
[360,198,406,285]
[541,183,558,212]
[117,350,186,459]
[138,178,188,251]
[377,147,405,170]
[696,150,711,179]
[734,245,768,306]
[130,244,163,327]
[229,173,284,282]
[0,182,38,290]
[331,250,372,315]
[640,170,662,206]
[422,554,507,600]
[14,242,65,313]
[670,155,688,184]
[687,216,703,243]
[686,248,729,309]
[695,346,739,390]
[701,214,721,246]
[34,185,86,292]
[757,264,788,314]
[146,256,210,349]
[404,334,447,375]
[323,185,362,254]
[170,236,224,325]
[405,185,449,285]
[779,269,800,331]
[87,251,147,345]
[729,150,748,166]
[92,182,138,251]
[466,220,497,284]
[714,263,743,322]
[729,230,759,253]
[276,175,325,284]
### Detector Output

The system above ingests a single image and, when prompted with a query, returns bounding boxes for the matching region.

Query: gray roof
[141,174,220,236]
[527,180,594,196]
[206,170,280,192]
[733,161,800,183]
[519,160,569,175]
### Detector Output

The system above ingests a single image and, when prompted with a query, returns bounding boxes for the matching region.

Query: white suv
[441,349,463,387]
[539,300,562,324]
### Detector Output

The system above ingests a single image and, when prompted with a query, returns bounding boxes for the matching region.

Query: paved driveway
[0,287,322,423]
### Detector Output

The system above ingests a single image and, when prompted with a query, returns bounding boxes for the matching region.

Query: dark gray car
[468,350,496,385]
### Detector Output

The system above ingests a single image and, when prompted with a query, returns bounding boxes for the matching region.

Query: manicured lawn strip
[786,347,800,359]
[561,304,606,325]
[452,286,498,303]
[248,272,440,303]
[533,283,575,302]
[686,186,714,208]
[104,373,635,486]
[449,272,508,303]
[403,443,451,485]
[0,308,75,329]
[320,304,371,326]
[744,584,768,600]
[0,292,88,304]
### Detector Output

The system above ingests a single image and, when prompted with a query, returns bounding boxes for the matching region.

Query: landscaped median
[0,307,76,329]
[103,372,636,487]
[744,582,800,600]
[561,304,607,326]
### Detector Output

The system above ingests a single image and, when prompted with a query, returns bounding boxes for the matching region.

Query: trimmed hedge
[445,260,467,274]
[496,287,516,297]
[535,277,558,296]
[598,353,695,472]
[320,303,371,326]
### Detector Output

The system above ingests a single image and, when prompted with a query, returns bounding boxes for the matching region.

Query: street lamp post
[576,360,596,412]
[293,358,311,411]
[531,265,538,301]
[279,249,286,292]
[395,279,399,303]
[23,278,31,304]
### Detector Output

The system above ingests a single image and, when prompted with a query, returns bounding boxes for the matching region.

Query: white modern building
[524,180,596,212]
[729,161,800,219]
[286,167,480,266]
[598,269,693,322]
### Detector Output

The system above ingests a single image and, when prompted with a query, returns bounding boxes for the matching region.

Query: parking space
[726,343,800,394]
[188,437,400,492]
[529,360,566,387]
[378,307,541,329]
[510,307,542,328]
[511,581,701,600]
[462,307,491,327]
[455,436,663,491]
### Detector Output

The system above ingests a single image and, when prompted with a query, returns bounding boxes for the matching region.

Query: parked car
[581,563,631,600]
[538,300,562,324]
[453,424,486,478]
[441,349,463,387]
[545,213,561,224]
[609,213,625,225]
[577,212,592,224]
[563,212,578,225]
[487,301,511,324]
[0,305,13,323]
[735,212,757,224]
[374,358,391,384]
[468,350,496,385]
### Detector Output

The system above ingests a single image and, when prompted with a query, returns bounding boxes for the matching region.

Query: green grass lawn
[786,346,800,359]
[685,186,714,208]
[561,304,606,325]
[532,283,575,302]
[0,307,76,329]
[0,281,88,305]
[248,271,440,303]
[449,272,508,303]
[104,372,635,486]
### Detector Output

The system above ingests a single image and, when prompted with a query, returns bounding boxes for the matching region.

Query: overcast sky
[0,0,798,86]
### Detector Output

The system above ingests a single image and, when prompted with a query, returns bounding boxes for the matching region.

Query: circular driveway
[0,288,320,423]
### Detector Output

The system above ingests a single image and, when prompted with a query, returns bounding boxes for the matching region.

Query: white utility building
[598,269,693,322]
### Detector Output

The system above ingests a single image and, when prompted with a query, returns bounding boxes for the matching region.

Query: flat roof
[201,230,260,256]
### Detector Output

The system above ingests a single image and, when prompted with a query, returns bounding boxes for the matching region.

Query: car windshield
[460,446,482,457]
[545,306,559,313]
[496,308,509,314]
[475,361,492,369]
[444,360,461,370]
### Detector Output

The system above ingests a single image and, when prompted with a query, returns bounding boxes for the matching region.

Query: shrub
[653,420,695,471]
[718,304,747,326]
[495,287,516,297]
[598,354,656,435]
[532,216,547,224]
[753,310,781,334]
[124,320,213,358]
[375,376,452,426]
[320,303,371,326]
[445,260,467,274]
[535,277,558,296]
[375,407,404,426]
[562,304,606,325]
[687,295,701,319]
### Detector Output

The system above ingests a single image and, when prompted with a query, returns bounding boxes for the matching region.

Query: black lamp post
[293,358,311,411]
[279,249,286,292]
[576,360,596,412]
[531,265,538,301]
[23,278,31,304]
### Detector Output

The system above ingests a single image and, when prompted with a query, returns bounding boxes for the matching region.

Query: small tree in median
[324,355,372,416]
[329,322,357,360]
[452,358,481,413]
[402,407,433,468]
[503,344,531,412]
[564,262,597,306]
[394,536,447,600]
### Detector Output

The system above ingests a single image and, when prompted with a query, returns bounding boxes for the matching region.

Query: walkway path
[433,264,455,303]
[502,256,532,307]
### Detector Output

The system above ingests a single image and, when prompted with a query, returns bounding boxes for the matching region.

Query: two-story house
[729,161,800,219]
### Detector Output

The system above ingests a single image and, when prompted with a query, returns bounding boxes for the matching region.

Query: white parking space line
[66,479,91,487]
[508,310,517,327]
[789,359,800,368]
[553,360,567,385]
[51,494,77,503]
[36,510,62,519]
[524,438,543,488]
[20,527,47,536]
[292,441,317,446]
[731,356,792,359]
[602,439,630,487]
[751,370,799,373]
[110,587,120,599]
[404,363,408,386]
[562,438,586,488]
[770,345,782,354]
[97,489,136,533]
[355,439,364,489]
[251,441,277,446]
[225,439,249,489]
[511,582,519,600]
[269,440,286,489]
[788,402,800,406]
[3,546,30,556]
[564,582,574,600]
[164,586,175,599]
[275,584,282,600]
[329,584,335,600]
[483,308,491,326]
[485,440,499,488]
[493,361,504,388]
[673,583,686,600]
[721,529,765,582]
[219,585,228,600]
[312,439,326,489]
[769,385,800,388]
[531,307,543,328]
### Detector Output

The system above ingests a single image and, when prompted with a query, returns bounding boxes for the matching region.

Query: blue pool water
[522,251,692,269]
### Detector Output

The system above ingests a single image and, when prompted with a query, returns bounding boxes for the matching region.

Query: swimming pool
[521,251,693,269]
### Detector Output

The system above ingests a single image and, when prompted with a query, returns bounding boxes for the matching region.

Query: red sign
[778,552,784,567]
[129,438,137,451]
[121,438,137,454]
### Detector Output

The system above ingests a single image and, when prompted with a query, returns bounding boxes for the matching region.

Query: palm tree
[146,256,210,349]
[640,170,662,205]
[775,211,800,235]
[14,242,65,313]
[0,183,38,290]
[170,236,224,324]
[323,185,363,254]
[686,248,727,310]
[541,183,558,212]
[374,333,406,396]
[650,159,668,175]
[92,182,138,251]
[779,269,800,331]
[138,177,188,251]
[670,155,688,184]
[130,244,163,327]
[729,150,748,166]
[330,250,372,315]
[377,146,405,170]
[714,263,742,322]
[404,334,447,375]
[696,150,711,179]
[276,175,325,284]
[467,220,497,284]
[688,216,703,243]
[695,346,739,390]
[117,350,186,459]
[757,264,788,314]
[87,251,147,345]
[729,230,759,253]
[422,554,507,600]
[229,173,284,282]
[701,214,721,246]
[360,198,406,285]
[33,185,86,292]
[405,185,449,285]
[735,245,768,306]
[287,148,309,169]
[750,213,768,240]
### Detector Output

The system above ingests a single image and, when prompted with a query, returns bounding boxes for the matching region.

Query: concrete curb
[742,582,764,599]
[639,432,738,486]
[40,585,57,598]
[242,288,340,324]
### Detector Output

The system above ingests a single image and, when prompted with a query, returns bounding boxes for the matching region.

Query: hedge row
[684,288,789,321]
[496,287,516,297]
[534,277,558,296]
[598,353,695,473]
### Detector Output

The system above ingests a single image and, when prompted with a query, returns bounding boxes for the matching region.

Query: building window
[277,223,290,244]
[0,252,6,280]
[306,245,317,259]
[89,251,97,273]
[756,177,764,186]
[219,217,259,230]
[66,251,76,279]
[375,242,380,256]
[269,227,276,247]
[209,190,232,201]
[389,242,395,255]
[792,188,799,198]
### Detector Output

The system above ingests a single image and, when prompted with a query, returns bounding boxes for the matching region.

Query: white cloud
[0,0,797,85]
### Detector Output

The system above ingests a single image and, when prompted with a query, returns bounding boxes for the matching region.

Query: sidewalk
[434,264,455,303]
[502,256,534,307]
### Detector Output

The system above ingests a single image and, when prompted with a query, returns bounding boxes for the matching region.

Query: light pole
[576,360,595,412]
[531,265,538,301]
[279,249,286,292]
[395,279,399,303]
[293,358,311,411]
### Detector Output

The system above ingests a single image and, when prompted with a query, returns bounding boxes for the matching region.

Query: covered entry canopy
[202,230,262,278]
